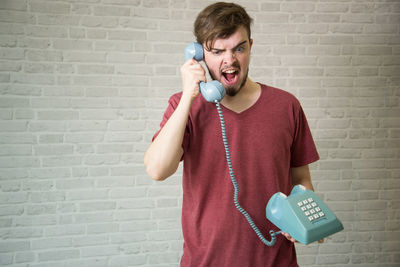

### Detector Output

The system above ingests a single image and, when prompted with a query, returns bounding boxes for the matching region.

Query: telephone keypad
[298,198,325,223]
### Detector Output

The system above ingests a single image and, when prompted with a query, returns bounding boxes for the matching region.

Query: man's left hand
[282,232,324,244]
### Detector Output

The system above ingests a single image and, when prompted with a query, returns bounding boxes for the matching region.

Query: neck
[220,78,261,113]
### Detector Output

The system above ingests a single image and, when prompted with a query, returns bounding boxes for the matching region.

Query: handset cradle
[266,185,344,244]
[184,42,225,103]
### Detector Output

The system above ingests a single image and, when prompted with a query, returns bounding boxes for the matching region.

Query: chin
[226,86,240,96]
[225,76,248,97]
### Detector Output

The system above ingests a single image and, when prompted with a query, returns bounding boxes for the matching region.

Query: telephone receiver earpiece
[184,42,225,102]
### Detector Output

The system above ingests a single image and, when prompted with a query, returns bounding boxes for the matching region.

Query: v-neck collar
[219,83,264,115]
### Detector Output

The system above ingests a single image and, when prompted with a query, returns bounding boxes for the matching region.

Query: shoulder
[259,83,301,108]
[168,92,209,111]
[168,92,183,107]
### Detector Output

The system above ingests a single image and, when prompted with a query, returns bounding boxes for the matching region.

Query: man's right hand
[180,58,207,101]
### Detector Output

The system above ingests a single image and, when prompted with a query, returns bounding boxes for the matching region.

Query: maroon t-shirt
[154,84,319,267]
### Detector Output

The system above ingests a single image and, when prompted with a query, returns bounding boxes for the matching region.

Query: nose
[223,51,236,65]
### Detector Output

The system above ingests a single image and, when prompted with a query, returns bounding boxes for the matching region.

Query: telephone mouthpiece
[200,81,225,102]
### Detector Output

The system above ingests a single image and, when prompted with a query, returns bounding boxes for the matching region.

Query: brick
[81,245,120,257]
[0,157,39,168]
[120,17,158,30]
[72,235,108,247]
[0,241,30,253]
[365,24,398,34]
[134,8,169,19]
[359,46,393,55]
[307,46,340,56]
[256,14,289,24]
[70,4,91,15]
[74,212,114,224]
[108,30,146,40]
[26,50,62,61]
[37,14,80,26]
[67,189,108,201]
[298,24,329,34]
[93,5,131,16]
[0,145,31,156]
[53,39,93,50]
[319,56,351,66]
[320,36,354,45]
[30,2,70,14]
[148,252,180,264]
[64,51,107,63]
[0,205,24,215]
[26,204,56,215]
[0,48,24,59]
[26,25,68,38]
[108,120,146,131]
[109,255,147,267]
[81,16,119,28]
[107,52,145,63]
[67,258,108,267]
[79,201,116,212]
[0,23,24,34]
[317,3,349,13]
[14,215,57,226]
[342,14,374,23]
[95,40,133,52]
[15,251,35,263]
[87,29,107,39]
[0,0,27,11]
[0,97,29,108]
[309,14,340,23]
[39,249,79,261]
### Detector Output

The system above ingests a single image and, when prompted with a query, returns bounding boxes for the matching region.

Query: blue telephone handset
[267,185,344,244]
[184,42,343,246]
[184,42,225,102]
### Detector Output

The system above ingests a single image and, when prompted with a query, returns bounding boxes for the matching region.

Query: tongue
[225,73,236,82]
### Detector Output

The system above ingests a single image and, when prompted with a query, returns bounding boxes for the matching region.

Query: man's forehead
[208,26,250,49]
[210,40,249,51]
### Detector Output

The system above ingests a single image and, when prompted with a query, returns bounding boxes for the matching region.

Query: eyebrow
[211,40,248,52]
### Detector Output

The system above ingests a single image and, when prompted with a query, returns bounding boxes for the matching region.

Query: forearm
[284,165,322,243]
[291,165,315,191]
[144,96,193,181]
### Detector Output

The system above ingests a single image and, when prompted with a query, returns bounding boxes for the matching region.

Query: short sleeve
[152,94,190,161]
[290,105,319,167]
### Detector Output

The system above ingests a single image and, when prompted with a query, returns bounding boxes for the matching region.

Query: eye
[212,50,222,56]
[236,46,244,53]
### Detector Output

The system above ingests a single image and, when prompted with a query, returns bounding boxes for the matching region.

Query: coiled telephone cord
[215,101,280,246]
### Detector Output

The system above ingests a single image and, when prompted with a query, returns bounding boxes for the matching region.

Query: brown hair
[194,2,253,51]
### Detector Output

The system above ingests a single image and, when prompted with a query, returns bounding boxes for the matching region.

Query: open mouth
[221,69,239,86]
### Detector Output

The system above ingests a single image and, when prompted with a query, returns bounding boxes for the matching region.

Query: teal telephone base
[266,185,344,244]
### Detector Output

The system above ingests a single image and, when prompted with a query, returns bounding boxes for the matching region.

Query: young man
[144,2,320,266]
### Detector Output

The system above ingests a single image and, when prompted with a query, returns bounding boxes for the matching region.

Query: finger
[188,61,205,72]
[189,67,206,83]
[282,232,298,243]
[183,58,195,67]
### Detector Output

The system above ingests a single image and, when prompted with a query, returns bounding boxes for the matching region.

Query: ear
[250,38,253,48]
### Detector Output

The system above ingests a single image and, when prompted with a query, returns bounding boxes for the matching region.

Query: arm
[143,97,190,181]
[283,164,324,243]
[143,59,206,181]
[291,164,314,191]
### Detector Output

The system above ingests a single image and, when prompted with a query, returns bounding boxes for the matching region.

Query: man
[144,2,320,266]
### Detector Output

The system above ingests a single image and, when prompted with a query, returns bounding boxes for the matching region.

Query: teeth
[223,69,236,74]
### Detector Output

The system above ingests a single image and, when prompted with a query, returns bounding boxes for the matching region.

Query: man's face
[203,26,252,96]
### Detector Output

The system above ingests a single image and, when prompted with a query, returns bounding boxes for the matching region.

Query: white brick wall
[0,0,399,266]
